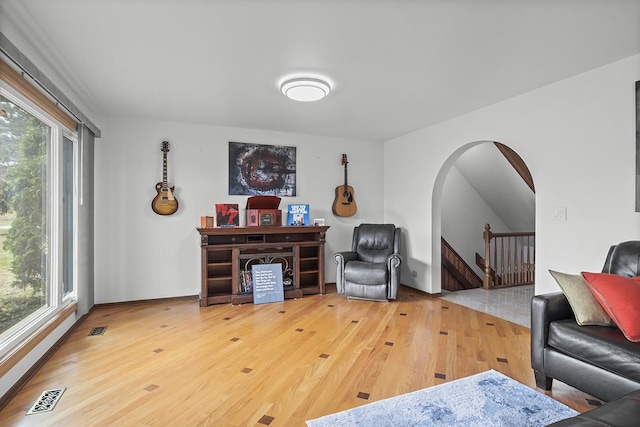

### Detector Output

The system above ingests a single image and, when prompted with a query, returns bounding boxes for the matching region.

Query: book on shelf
[287,204,309,226]
[240,270,253,293]
[215,203,239,227]
[200,216,214,228]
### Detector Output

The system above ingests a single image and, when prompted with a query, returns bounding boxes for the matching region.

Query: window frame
[62,132,78,303]
[0,82,78,362]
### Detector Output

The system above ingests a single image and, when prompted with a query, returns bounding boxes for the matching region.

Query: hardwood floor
[1,285,600,426]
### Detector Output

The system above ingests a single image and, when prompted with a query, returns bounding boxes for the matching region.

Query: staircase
[442,223,535,292]
[441,237,483,291]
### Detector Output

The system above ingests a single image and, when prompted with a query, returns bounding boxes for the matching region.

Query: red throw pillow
[581,272,640,342]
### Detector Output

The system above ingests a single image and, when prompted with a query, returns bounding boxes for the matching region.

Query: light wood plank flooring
[1,286,600,426]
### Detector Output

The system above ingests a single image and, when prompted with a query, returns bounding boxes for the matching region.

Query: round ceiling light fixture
[280,77,331,102]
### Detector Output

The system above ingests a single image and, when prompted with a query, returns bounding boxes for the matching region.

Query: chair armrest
[387,253,402,299]
[334,251,359,293]
[530,292,574,371]
[335,251,358,264]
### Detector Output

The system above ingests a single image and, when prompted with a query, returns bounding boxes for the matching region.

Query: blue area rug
[306,370,578,427]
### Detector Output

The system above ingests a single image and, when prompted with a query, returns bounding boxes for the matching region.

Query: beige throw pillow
[549,270,614,326]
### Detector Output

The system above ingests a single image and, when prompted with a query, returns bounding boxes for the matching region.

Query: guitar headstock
[341,154,348,165]
[161,141,170,153]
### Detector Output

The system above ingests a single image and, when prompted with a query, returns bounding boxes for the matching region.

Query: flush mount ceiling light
[280,77,331,102]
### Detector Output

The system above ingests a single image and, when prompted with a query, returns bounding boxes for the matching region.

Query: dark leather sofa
[531,241,640,402]
[548,389,640,426]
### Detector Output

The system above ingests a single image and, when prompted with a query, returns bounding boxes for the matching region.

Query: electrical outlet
[411,270,418,278]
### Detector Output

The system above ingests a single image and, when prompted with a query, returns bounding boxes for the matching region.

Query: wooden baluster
[525,236,529,282]
[532,235,536,283]
[516,236,519,285]
[507,237,512,285]
[523,236,531,282]
[517,237,520,283]
[506,237,509,284]
[509,236,513,285]
[501,236,505,285]
[512,237,516,285]
[524,238,527,282]
[508,237,512,285]
[483,224,492,289]
[493,235,497,285]
[518,236,523,284]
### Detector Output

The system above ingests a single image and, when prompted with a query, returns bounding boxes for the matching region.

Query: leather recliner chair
[334,224,402,301]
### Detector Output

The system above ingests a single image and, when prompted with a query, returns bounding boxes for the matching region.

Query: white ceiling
[1,0,640,142]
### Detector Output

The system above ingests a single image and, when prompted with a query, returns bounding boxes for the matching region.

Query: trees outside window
[0,90,75,342]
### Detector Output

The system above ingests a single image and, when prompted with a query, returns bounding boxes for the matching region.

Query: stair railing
[482,223,535,289]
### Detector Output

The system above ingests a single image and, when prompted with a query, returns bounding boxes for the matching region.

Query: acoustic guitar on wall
[151,141,179,216]
[332,154,357,217]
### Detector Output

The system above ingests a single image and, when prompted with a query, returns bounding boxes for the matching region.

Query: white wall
[455,142,536,232]
[94,118,383,303]
[385,54,640,295]
[441,164,511,277]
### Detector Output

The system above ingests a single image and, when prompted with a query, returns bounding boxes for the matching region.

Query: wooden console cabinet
[197,226,329,306]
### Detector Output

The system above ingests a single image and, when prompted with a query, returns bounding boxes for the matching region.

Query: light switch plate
[553,206,567,221]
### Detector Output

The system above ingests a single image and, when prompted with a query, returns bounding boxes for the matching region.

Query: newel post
[483,223,492,289]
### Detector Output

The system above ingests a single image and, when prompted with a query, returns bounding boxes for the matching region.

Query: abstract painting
[229,142,296,196]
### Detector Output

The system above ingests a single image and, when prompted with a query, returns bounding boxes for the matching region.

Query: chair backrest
[602,240,640,277]
[352,223,397,263]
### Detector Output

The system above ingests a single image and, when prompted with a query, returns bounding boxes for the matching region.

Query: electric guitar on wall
[332,154,357,217]
[151,141,179,216]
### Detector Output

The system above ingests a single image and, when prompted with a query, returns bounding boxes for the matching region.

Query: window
[0,87,77,357]
[63,135,75,298]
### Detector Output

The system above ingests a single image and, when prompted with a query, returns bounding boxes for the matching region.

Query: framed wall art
[636,81,640,211]
[229,141,296,196]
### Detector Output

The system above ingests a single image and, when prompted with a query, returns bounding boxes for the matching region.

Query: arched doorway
[431,141,536,324]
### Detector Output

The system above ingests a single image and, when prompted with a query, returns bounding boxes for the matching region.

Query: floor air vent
[88,326,107,336]
[27,388,66,415]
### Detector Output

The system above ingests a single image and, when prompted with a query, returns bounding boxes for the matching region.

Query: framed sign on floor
[252,263,284,305]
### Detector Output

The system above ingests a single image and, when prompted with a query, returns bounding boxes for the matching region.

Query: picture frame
[287,204,309,226]
[215,203,239,227]
[228,141,296,196]
[636,81,640,211]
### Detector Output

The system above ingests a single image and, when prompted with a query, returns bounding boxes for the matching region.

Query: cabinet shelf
[207,291,231,296]
[207,277,232,283]
[199,226,329,307]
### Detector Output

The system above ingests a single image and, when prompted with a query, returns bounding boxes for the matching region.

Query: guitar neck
[162,153,168,190]
[344,163,348,188]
